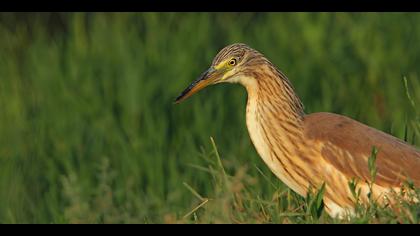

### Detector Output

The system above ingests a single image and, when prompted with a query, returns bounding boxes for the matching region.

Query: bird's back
[303,112,420,188]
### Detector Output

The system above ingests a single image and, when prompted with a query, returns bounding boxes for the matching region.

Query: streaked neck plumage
[237,62,312,196]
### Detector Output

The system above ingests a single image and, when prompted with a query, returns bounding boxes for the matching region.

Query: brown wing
[304,112,420,187]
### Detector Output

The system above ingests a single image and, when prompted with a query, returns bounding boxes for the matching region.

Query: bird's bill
[174,67,219,104]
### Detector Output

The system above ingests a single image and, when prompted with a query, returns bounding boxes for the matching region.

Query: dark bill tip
[174,84,193,104]
[173,68,215,104]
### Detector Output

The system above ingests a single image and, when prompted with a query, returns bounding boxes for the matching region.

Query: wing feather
[304,112,420,188]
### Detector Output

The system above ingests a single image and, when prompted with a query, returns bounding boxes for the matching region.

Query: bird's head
[175,43,261,104]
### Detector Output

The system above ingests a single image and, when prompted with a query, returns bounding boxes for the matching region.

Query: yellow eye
[228,58,237,66]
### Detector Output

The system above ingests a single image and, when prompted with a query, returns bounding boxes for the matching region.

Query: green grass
[0,13,419,223]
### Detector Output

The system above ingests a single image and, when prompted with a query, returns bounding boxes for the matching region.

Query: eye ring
[228,58,237,66]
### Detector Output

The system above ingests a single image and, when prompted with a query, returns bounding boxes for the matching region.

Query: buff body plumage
[176,43,420,217]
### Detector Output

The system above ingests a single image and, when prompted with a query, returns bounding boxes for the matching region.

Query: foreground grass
[0,13,419,223]
[165,138,420,224]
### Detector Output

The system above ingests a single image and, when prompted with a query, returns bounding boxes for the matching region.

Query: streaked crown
[211,43,263,68]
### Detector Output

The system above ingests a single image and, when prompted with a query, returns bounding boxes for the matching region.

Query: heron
[175,43,420,217]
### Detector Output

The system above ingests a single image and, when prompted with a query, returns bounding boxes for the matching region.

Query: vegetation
[0,13,419,223]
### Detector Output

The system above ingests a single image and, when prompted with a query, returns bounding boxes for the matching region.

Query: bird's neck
[241,67,309,195]
[241,66,305,133]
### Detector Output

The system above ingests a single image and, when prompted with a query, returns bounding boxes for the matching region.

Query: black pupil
[230,59,235,65]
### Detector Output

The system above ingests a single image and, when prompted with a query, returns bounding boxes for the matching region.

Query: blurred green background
[0,13,419,223]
